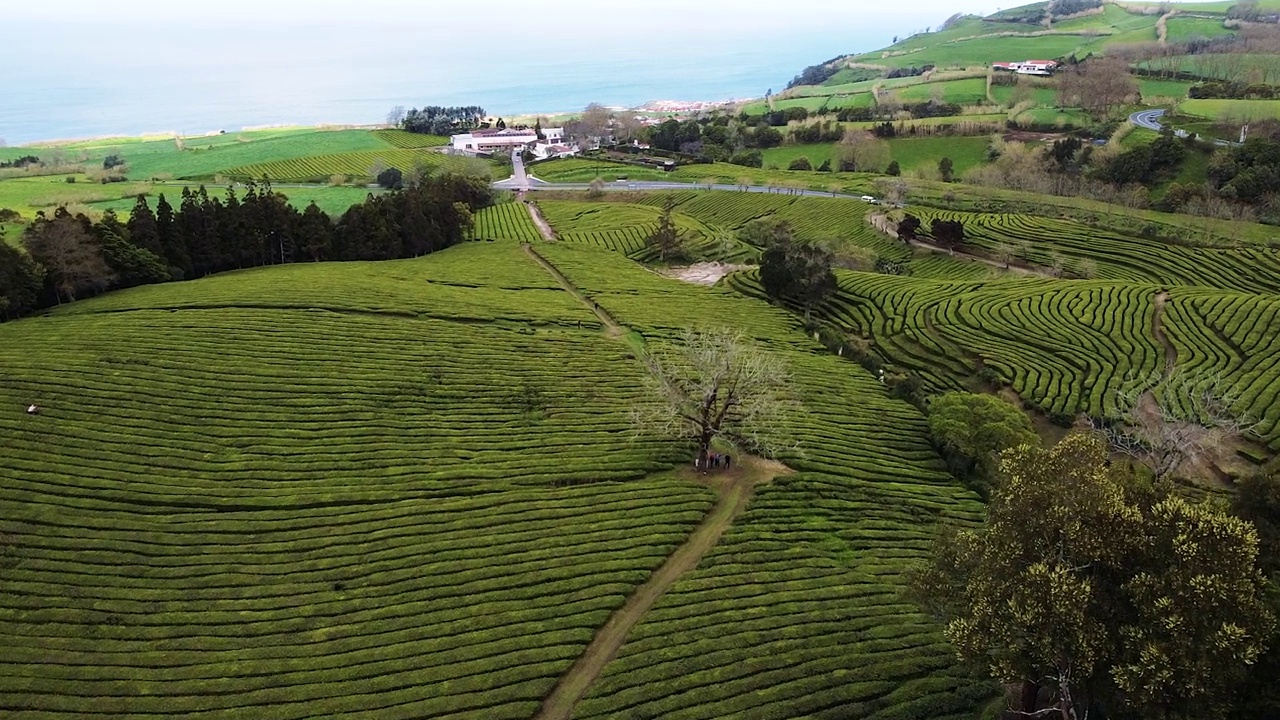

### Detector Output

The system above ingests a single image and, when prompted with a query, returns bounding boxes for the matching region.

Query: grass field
[895,77,991,105]
[1179,98,1280,121]
[10,128,394,181]
[990,84,1060,108]
[0,127,458,221]
[762,136,991,177]
[1138,78,1194,103]
[1163,16,1234,42]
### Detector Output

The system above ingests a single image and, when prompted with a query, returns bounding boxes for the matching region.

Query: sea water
[0,2,991,146]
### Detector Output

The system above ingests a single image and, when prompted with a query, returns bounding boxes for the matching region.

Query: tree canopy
[750,219,837,324]
[927,392,1037,498]
[911,433,1274,720]
[634,328,799,468]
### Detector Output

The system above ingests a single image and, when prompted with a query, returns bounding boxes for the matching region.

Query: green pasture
[827,92,876,109]
[1138,53,1280,81]
[1010,106,1094,127]
[842,113,1008,132]
[23,128,393,180]
[762,136,990,177]
[782,72,941,101]
[895,77,991,105]
[1179,98,1280,121]
[1138,78,1193,103]
[990,83,1060,108]
[1122,0,1280,12]
[1164,16,1233,42]
[854,32,1105,71]
[0,174,156,216]
[774,96,834,112]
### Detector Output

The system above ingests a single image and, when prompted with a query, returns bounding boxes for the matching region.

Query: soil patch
[657,262,754,286]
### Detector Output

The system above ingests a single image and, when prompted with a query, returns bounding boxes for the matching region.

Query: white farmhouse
[450,126,567,155]
[992,59,1060,76]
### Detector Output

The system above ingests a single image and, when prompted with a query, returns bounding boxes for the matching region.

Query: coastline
[9,99,754,149]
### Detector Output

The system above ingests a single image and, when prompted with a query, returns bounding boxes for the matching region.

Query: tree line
[0,173,493,321]
[394,105,487,136]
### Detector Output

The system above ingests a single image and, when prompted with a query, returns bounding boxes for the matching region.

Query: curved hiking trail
[521,238,794,719]
[1153,290,1177,371]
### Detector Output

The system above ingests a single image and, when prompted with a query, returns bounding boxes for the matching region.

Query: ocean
[0,3,986,146]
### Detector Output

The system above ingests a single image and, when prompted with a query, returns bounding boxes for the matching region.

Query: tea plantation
[0,229,990,717]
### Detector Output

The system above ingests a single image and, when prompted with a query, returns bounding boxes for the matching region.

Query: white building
[450,126,566,154]
[992,59,1060,76]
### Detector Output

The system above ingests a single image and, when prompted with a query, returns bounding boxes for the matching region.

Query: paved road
[1129,108,1237,146]
[493,150,553,191]
[517,179,878,202]
[1130,108,1173,133]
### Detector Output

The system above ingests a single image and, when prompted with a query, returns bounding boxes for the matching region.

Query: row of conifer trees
[0,173,493,321]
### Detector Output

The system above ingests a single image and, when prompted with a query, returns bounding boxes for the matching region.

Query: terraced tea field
[473,202,545,243]
[534,242,990,718]
[0,234,990,718]
[535,198,757,262]
[730,268,1280,452]
[227,148,485,183]
[904,208,1280,293]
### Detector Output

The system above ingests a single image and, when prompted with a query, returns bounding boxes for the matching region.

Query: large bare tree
[23,211,114,303]
[1096,367,1258,481]
[836,129,891,173]
[1056,57,1139,119]
[634,328,800,468]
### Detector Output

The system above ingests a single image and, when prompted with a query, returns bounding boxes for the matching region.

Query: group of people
[695,451,732,471]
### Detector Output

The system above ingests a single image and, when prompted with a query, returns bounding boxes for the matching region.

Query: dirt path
[525,200,557,241]
[1152,290,1177,370]
[532,457,788,720]
[522,244,622,336]
[909,239,1053,278]
[522,242,795,719]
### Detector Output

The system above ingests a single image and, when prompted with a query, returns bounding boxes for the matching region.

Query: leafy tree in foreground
[938,156,955,182]
[633,328,799,469]
[0,241,43,320]
[927,392,1037,499]
[911,433,1274,720]
[1232,472,1280,720]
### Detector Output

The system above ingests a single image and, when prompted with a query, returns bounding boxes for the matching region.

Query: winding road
[1129,108,1237,146]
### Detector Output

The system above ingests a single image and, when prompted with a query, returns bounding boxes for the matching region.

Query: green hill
[0,236,989,718]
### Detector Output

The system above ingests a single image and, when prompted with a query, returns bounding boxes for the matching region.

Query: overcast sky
[11,0,1008,29]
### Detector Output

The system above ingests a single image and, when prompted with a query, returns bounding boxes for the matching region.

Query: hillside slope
[0,237,987,718]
